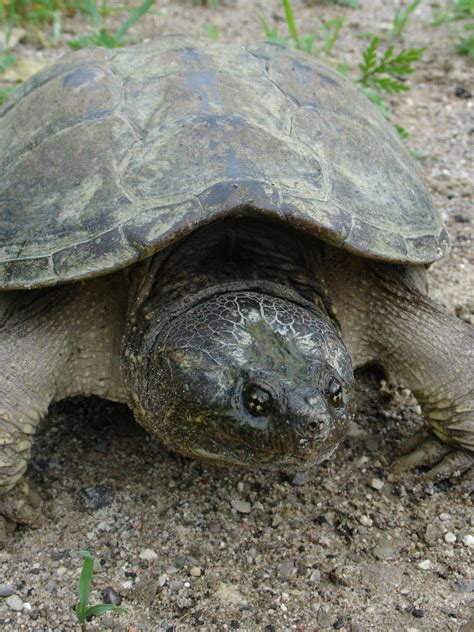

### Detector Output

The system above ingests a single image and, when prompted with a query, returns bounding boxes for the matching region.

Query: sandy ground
[0,1,473,630]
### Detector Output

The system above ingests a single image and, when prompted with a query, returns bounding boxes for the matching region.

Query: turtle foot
[391,430,473,481]
[0,480,43,547]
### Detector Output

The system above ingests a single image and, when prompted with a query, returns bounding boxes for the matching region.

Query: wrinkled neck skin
[123,218,354,470]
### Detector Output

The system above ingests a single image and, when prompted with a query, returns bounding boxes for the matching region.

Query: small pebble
[462,534,474,547]
[46,580,56,593]
[359,515,373,527]
[372,545,395,560]
[79,484,115,511]
[0,585,15,597]
[236,482,244,493]
[231,499,251,514]
[417,559,432,570]
[370,478,384,491]
[412,608,424,619]
[444,532,456,544]
[292,470,310,486]
[455,85,472,99]
[169,579,183,591]
[277,560,294,582]
[139,548,158,561]
[272,513,283,527]
[454,578,474,593]
[309,568,321,582]
[56,566,67,577]
[424,523,440,545]
[6,594,24,611]
[175,553,187,568]
[158,575,167,587]
[317,606,332,628]
[439,513,450,521]
[190,566,202,577]
[103,586,121,606]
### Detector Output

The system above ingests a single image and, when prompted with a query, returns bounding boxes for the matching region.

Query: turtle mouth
[165,406,351,470]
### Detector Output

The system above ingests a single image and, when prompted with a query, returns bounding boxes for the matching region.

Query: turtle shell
[0,35,448,289]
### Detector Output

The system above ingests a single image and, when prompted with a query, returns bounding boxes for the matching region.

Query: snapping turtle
[0,36,472,528]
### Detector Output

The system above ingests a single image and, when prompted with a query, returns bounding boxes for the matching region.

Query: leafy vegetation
[260,0,344,57]
[356,36,425,131]
[0,0,159,48]
[69,0,157,49]
[391,0,423,40]
[430,0,474,59]
[1,0,80,45]
[75,551,127,631]
[0,52,17,104]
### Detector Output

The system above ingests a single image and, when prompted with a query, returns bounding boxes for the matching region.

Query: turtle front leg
[0,288,74,541]
[328,252,473,479]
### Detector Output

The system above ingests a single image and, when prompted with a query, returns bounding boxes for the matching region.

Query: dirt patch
[0,1,472,630]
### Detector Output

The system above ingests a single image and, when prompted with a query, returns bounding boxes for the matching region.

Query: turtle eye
[325,376,344,408]
[243,383,273,417]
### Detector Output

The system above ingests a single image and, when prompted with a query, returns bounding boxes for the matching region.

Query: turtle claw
[391,433,473,480]
[0,480,43,545]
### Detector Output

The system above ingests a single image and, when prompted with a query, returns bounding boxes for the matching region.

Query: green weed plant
[69,0,156,49]
[75,550,127,631]
[431,0,474,59]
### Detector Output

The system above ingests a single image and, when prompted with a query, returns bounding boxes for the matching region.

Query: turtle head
[126,291,354,470]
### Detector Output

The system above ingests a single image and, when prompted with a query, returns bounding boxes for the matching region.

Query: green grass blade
[115,0,156,40]
[282,0,300,48]
[76,551,94,623]
[82,0,103,28]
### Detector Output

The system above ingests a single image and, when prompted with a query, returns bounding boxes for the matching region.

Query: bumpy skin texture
[122,220,354,470]
[0,37,448,290]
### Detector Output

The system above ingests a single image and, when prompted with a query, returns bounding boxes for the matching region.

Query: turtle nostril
[309,421,318,431]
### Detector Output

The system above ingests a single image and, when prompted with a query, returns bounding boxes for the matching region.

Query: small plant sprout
[430,0,474,59]
[260,0,344,57]
[69,0,157,49]
[75,551,127,631]
[356,36,425,136]
[391,0,423,40]
[0,52,17,105]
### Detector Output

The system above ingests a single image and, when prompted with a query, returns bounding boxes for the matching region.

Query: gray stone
[231,499,251,514]
[454,578,474,593]
[139,548,158,561]
[317,606,332,628]
[309,568,321,582]
[79,484,115,512]
[291,470,310,486]
[103,586,121,606]
[372,544,395,560]
[169,579,183,592]
[6,594,23,611]
[0,585,15,597]
[277,560,294,582]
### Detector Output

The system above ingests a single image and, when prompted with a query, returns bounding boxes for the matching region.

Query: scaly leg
[328,251,473,479]
[0,288,73,538]
[0,277,127,542]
